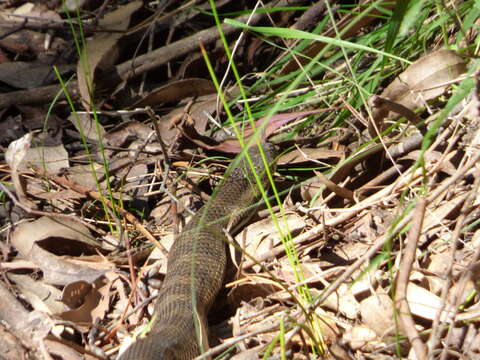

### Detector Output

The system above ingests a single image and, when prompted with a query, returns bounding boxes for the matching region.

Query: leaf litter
[0,1,479,360]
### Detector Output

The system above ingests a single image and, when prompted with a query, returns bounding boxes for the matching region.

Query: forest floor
[0,1,479,359]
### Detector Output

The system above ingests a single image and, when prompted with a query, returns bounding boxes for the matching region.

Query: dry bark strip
[0,82,78,108]
[0,282,46,360]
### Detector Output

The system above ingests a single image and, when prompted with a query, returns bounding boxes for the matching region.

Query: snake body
[119,143,276,360]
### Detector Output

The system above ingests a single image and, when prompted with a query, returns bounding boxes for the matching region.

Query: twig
[313,170,354,200]
[316,150,480,308]
[242,165,423,269]
[275,151,480,352]
[395,199,427,360]
[194,324,280,360]
[432,165,480,360]
[114,12,266,83]
[0,18,27,40]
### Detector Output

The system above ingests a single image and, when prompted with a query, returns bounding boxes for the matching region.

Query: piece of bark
[0,282,50,359]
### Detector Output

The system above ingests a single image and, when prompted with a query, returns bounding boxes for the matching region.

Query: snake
[118,143,277,360]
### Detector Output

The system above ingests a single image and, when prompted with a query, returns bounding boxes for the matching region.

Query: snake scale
[119,143,277,360]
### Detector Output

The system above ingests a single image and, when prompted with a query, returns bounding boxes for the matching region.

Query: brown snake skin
[118,143,277,360]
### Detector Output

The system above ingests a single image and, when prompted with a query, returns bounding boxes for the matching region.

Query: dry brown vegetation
[0,1,479,359]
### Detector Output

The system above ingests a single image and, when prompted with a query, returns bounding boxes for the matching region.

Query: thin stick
[395,199,427,360]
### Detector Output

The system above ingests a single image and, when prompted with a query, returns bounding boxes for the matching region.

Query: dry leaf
[405,282,449,322]
[61,280,93,309]
[423,192,469,235]
[59,278,109,325]
[240,212,307,271]
[309,308,339,345]
[104,120,153,147]
[63,0,87,11]
[43,338,84,360]
[0,326,28,360]
[132,78,216,107]
[230,349,259,360]
[68,112,106,143]
[7,273,67,314]
[287,308,339,349]
[234,301,283,348]
[77,1,142,108]
[0,62,72,89]
[371,49,467,128]
[115,162,148,196]
[11,216,106,285]
[0,29,57,57]
[426,252,449,295]
[322,284,360,320]
[11,216,98,255]
[21,144,69,174]
[227,274,281,308]
[66,163,113,191]
[5,133,35,207]
[344,325,378,351]
[6,132,68,174]
[277,148,343,165]
[360,290,395,337]
[5,132,32,169]
[150,94,218,148]
[275,260,319,285]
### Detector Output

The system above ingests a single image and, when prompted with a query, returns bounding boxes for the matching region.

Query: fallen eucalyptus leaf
[370,49,467,133]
